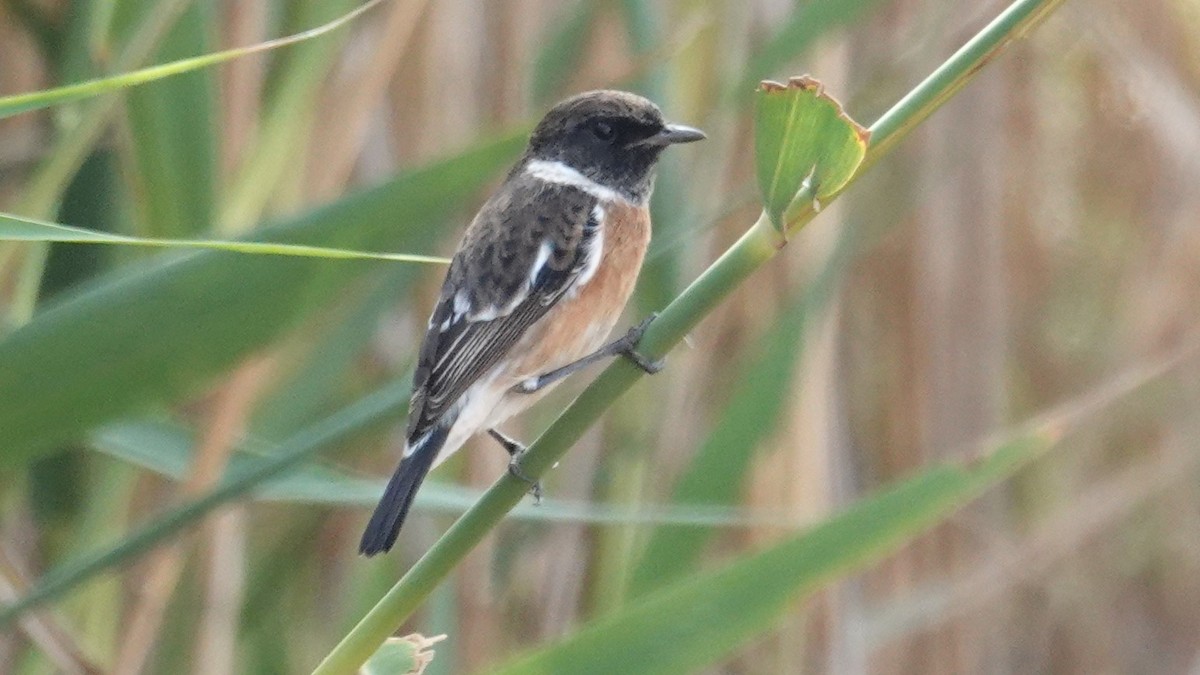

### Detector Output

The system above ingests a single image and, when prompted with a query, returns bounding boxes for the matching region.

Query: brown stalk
[114,358,274,675]
[306,0,432,199]
[0,544,103,674]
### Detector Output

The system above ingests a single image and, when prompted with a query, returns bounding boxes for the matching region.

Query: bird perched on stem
[359,90,705,555]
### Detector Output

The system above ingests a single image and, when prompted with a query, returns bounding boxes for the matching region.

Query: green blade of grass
[0,213,449,264]
[0,0,391,325]
[0,0,387,120]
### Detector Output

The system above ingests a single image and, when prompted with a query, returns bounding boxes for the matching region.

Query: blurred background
[2,0,1200,673]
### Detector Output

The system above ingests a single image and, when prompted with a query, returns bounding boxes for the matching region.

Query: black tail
[359,425,450,556]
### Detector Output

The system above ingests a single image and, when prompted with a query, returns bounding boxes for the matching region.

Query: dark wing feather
[406,179,599,440]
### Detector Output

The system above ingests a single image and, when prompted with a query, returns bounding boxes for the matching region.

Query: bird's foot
[490,428,543,504]
[507,453,543,505]
[616,313,665,374]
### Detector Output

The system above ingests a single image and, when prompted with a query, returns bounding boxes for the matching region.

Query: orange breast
[502,200,651,382]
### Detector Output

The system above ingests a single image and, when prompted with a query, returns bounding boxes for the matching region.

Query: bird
[359,90,705,555]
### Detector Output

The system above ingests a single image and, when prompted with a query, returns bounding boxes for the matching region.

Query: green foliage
[627,274,813,597]
[740,0,891,90]
[0,134,521,466]
[489,433,1054,675]
[530,2,599,105]
[0,379,412,625]
[361,639,420,675]
[0,0,381,120]
[323,1,1071,671]
[219,0,359,230]
[754,77,869,231]
[3,0,1144,673]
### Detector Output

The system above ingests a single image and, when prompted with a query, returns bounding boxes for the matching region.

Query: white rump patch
[402,427,434,458]
[525,159,629,204]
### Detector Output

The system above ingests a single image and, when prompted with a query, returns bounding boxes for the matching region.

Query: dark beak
[637,123,707,147]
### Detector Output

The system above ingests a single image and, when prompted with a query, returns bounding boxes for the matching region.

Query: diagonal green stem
[312,0,1069,672]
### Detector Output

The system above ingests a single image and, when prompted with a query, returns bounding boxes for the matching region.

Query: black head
[524,90,705,203]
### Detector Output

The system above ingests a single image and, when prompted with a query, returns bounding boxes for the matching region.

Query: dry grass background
[2,0,1200,673]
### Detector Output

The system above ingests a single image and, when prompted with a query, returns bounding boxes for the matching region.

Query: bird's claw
[619,313,665,374]
[507,454,543,505]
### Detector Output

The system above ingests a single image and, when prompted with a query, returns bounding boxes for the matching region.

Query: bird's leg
[488,428,542,504]
[512,314,664,395]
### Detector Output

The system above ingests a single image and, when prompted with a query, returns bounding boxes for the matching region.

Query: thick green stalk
[314,0,1069,671]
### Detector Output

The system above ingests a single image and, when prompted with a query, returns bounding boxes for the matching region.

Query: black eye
[591,121,616,142]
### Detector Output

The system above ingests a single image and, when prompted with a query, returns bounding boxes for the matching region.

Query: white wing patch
[467,302,506,323]
[453,290,471,316]
[525,159,630,205]
[451,240,556,324]
[528,240,554,288]
[567,204,605,296]
[438,290,473,330]
[439,186,609,331]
